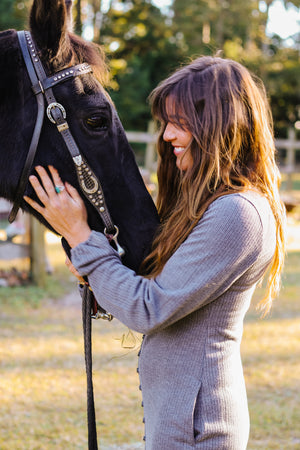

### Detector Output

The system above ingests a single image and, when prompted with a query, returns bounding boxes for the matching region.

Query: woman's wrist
[65,225,92,248]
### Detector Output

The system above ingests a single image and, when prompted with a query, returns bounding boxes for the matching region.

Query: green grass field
[0,214,300,449]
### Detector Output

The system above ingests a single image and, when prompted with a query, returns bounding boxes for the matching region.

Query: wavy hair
[142,56,286,316]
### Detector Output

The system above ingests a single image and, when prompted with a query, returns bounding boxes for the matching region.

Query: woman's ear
[29,0,73,62]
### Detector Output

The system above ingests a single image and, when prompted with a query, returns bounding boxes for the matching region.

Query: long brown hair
[142,56,286,316]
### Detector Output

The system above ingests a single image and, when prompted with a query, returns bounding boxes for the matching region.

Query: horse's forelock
[68,33,109,86]
[39,32,109,85]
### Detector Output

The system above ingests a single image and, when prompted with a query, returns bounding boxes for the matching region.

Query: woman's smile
[173,146,186,156]
[163,97,194,171]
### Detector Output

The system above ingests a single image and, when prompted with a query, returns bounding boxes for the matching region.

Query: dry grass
[0,217,300,449]
[242,211,300,450]
[0,289,144,449]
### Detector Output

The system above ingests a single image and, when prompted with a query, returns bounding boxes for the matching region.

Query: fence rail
[127,125,300,181]
[1,127,299,272]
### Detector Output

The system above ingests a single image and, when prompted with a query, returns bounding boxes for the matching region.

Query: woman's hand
[24,165,91,248]
[65,256,85,283]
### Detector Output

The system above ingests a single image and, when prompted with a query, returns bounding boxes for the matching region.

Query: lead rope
[82,285,98,450]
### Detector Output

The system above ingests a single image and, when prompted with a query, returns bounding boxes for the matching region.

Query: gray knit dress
[71,191,276,450]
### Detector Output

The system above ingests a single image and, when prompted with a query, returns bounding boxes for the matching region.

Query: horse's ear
[29,0,73,62]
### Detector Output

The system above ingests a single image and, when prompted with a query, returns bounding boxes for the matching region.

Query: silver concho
[80,175,99,194]
[73,155,83,166]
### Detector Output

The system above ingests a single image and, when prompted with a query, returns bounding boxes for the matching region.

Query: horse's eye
[85,116,109,131]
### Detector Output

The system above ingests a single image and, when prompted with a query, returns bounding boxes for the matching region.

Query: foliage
[171,0,300,135]
[172,0,265,56]
[84,0,300,135]
[263,45,300,137]
[1,0,299,135]
[96,0,184,130]
[0,0,29,31]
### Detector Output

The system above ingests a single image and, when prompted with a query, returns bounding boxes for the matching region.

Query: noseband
[9,31,124,257]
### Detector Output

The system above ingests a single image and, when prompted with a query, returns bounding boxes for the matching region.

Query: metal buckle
[91,310,113,321]
[46,102,66,124]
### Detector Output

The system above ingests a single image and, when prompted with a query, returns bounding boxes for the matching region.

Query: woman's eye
[85,116,109,131]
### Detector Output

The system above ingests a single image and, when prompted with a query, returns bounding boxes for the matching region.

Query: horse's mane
[40,31,109,86]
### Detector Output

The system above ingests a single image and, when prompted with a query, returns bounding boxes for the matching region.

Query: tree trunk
[30,216,46,287]
[75,0,82,36]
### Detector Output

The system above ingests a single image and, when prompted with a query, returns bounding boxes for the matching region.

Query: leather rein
[12,30,124,449]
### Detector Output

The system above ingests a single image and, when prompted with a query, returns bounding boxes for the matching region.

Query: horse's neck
[0,32,29,199]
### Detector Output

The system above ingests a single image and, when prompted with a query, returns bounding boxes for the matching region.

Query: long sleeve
[71,193,267,334]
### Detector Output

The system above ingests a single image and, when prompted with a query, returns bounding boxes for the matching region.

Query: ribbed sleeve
[71,193,265,334]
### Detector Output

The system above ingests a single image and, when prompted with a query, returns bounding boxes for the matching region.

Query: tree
[263,43,300,137]
[171,0,300,135]
[74,0,82,35]
[95,0,184,130]
[0,0,29,31]
[171,0,265,56]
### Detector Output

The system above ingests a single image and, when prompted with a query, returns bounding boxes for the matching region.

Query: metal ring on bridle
[104,225,125,257]
[46,102,66,124]
[104,225,119,239]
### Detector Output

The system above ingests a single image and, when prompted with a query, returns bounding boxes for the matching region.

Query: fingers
[29,165,82,203]
[35,166,57,197]
[25,165,86,221]
[27,166,57,207]
[65,256,85,282]
[48,166,66,194]
[65,256,71,265]
[65,181,84,203]
[23,194,45,214]
[27,166,66,206]
[28,174,51,206]
[49,166,82,202]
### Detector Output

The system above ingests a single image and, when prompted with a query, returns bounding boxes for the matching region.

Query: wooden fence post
[286,128,296,191]
[30,215,46,287]
[145,121,157,172]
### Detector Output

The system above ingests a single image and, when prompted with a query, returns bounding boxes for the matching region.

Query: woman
[24,56,286,449]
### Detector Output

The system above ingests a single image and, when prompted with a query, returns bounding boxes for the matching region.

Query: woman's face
[163,98,193,171]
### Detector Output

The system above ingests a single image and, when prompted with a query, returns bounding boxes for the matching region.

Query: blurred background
[1,0,300,140]
[0,1,299,449]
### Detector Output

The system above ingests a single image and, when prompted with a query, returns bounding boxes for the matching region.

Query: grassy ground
[0,213,300,449]
[243,258,300,449]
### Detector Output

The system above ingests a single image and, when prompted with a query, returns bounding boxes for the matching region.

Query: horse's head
[0,0,159,271]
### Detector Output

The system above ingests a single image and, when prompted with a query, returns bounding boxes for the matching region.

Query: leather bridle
[11,30,125,449]
[10,30,124,258]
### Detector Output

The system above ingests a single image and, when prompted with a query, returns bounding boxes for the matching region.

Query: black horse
[0,0,159,273]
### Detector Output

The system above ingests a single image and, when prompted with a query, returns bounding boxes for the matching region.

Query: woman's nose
[163,122,176,142]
